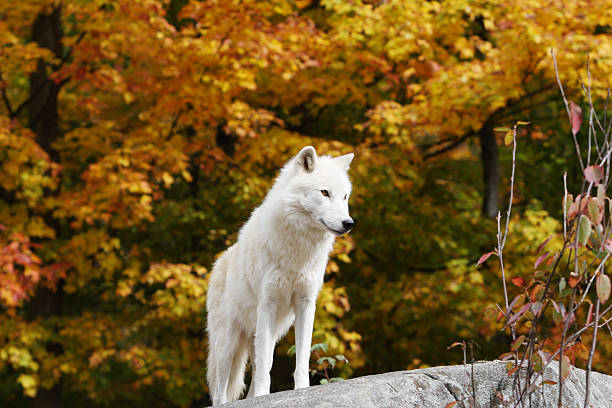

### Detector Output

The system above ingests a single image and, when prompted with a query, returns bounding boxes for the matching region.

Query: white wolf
[206,146,355,405]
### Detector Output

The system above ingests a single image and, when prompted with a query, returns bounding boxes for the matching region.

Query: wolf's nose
[342,219,355,231]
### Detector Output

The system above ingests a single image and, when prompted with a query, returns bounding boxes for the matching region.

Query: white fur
[206,146,354,405]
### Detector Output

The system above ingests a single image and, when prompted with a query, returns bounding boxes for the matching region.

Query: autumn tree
[1,1,358,406]
[1,0,612,407]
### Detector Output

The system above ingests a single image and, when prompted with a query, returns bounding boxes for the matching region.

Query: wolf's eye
[321,190,329,197]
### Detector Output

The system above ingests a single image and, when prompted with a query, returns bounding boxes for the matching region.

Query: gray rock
[213,361,612,407]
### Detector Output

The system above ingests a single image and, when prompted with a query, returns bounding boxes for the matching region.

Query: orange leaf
[511,277,525,287]
[568,274,581,288]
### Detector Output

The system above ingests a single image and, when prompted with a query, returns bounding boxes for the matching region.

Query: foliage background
[1,0,611,406]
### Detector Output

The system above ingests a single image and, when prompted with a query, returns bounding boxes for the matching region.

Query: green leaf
[596,274,611,304]
[534,355,543,373]
[578,215,591,246]
[504,131,513,146]
[287,345,296,356]
[597,184,605,206]
[316,356,336,369]
[552,308,563,324]
[334,354,349,363]
[560,355,571,381]
[311,343,328,353]
[516,121,530,126]
[588,199,600,225]
[559,277,566,292]
[319,378,328,384]
[494,127,511,131]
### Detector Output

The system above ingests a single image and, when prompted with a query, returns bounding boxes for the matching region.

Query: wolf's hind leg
[246,337,256,398]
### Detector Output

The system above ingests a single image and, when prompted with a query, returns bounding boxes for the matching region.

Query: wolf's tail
[226,345,248,401]
[206,249,249,403]
[206,343,218,401]
[206,331,249,403]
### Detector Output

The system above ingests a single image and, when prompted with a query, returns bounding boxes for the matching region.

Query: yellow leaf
[17,374,37,397]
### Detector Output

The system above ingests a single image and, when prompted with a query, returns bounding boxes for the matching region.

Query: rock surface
[215,361,612,407]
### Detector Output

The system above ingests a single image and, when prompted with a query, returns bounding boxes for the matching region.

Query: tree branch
[0,71,15,117]
[423,132,474,160]
[12,31,86,119]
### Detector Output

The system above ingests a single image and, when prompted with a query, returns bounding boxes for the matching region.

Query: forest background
[1,0,612,406]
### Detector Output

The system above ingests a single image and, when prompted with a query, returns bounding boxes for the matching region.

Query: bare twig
[563,172,568,240]
[497,125,519,340]
[470,341,476,407]
[558,288,576,407]
[584,299,600,408]
[551,49,584,170]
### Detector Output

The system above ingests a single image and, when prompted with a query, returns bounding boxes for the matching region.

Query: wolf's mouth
[320,219,347,236]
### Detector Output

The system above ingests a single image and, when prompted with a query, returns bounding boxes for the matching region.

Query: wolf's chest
[266,236,330,270]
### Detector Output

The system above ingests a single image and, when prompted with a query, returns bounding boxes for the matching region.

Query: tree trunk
[29,6,62,161]
[480,124,500,218]
[29,6,64,408]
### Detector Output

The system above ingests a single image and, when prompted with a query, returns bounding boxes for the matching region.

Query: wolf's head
[278,146,354,236]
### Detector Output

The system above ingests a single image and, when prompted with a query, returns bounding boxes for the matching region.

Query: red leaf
[511,277,525,287]
[505,302,531,327]
[567,194,581,220]
[477,251,496,266]
[584,165,604,184]
[569,101,582,136]
[536,236,553,254]
[445,402,458,408]
[534,251,550,269]
[498,352,515,361]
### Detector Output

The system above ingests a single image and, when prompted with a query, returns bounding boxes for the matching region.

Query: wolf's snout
[342,218,355,231]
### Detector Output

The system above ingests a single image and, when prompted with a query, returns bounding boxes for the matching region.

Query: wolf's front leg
[294,297,316,389]
[253,301,277,397]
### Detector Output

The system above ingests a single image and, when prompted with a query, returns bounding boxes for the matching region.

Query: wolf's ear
[334,153,354,171]
[296,146,316,173]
